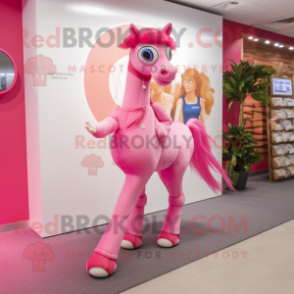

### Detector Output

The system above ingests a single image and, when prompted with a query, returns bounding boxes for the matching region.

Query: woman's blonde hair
[171,68,215,120]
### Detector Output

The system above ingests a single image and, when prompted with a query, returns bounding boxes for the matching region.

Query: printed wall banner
[23,0,223,237]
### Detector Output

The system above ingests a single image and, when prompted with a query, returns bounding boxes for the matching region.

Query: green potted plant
[223,121,262,190]
[223,60,275,126]
[222,60,275,189]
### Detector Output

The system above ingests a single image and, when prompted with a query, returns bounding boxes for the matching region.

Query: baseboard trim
[249,169,269,177]
[0,220,29,234]
[222,169,269,186]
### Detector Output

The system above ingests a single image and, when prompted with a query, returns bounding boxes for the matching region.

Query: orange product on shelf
[244,113,253,119]
[253,112,266,119]
[253,106,265,112]
[252,121,266,127]
[245,127,265,133]
[255,134,268,139]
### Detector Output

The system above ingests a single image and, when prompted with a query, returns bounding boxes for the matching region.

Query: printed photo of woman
[150,78,175,117]
[171,68,215,129]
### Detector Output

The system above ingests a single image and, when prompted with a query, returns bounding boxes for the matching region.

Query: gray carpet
[0,173,293,294]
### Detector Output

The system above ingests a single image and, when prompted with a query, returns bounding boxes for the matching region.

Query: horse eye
[165,46,172,60]
[138,46,159,65]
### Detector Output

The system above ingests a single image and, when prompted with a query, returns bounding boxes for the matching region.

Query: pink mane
[120,27,176,50]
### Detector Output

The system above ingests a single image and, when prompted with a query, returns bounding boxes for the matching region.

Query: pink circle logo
[84,24,142,122]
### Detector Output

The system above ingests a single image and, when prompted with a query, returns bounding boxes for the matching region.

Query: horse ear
[129,23,139,37]
[162,23,172,36]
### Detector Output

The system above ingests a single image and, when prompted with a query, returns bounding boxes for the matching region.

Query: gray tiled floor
[122,220,294,294]
[1,173,293,294]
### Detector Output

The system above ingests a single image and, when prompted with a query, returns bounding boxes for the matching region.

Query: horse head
[120,23,177,86]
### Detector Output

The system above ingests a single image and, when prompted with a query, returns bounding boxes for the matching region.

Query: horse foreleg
[87,174,150,277]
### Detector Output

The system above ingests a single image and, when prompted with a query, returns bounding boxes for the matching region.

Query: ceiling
[168,0,294,38]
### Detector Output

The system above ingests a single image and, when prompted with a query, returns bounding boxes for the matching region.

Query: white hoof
[89,267,109,278]
[157,238,179,248]
[121,240,134,249]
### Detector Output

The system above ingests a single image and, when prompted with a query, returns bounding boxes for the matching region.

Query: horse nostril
[161,69,168,76]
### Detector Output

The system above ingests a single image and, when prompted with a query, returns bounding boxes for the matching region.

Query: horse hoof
[121,233,142,249]
[86,252,117,278]
[89,267,109,278]
[157,232,180,248]
[121,240,134,249]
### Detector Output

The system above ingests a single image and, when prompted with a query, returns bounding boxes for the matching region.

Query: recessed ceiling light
[265,40,270,44]
[274,43,279,47]
[289,47,294,50]
[248,36,254,40]
[279,45,284,48]
[230,1,239,4]
[253,38,259,42]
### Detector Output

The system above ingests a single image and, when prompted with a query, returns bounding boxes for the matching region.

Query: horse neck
[121,67,151,110]
[152,91,164,103]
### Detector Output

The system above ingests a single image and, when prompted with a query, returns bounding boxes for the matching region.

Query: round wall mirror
[0,49,17,95]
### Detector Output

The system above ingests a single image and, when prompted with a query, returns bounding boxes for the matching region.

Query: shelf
[272,172,294,181]
[271,141,294,145]
[266,100,294,181]
[271,153,294,158]
[272,165,294,170]
[270,106,294,109]
[270,129,294,132]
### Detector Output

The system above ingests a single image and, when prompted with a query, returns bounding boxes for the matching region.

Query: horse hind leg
[157,159,188,248]
[121,188,147,249]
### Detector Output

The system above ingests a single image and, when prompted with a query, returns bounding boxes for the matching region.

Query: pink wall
[0,0,29,226]
[222,19,294,172]
[222,20,242,131]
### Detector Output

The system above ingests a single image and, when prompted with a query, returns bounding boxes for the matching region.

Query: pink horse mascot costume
[85,23,234,277]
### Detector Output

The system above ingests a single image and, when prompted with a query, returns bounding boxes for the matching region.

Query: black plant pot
[233,171,249,190]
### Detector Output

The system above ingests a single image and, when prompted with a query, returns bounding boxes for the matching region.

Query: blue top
[181,95,201,124]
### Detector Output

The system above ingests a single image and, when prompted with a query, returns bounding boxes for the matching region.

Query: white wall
[23,0,223,237]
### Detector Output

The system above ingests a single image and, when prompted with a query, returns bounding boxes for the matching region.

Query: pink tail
[187,119,235,193]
